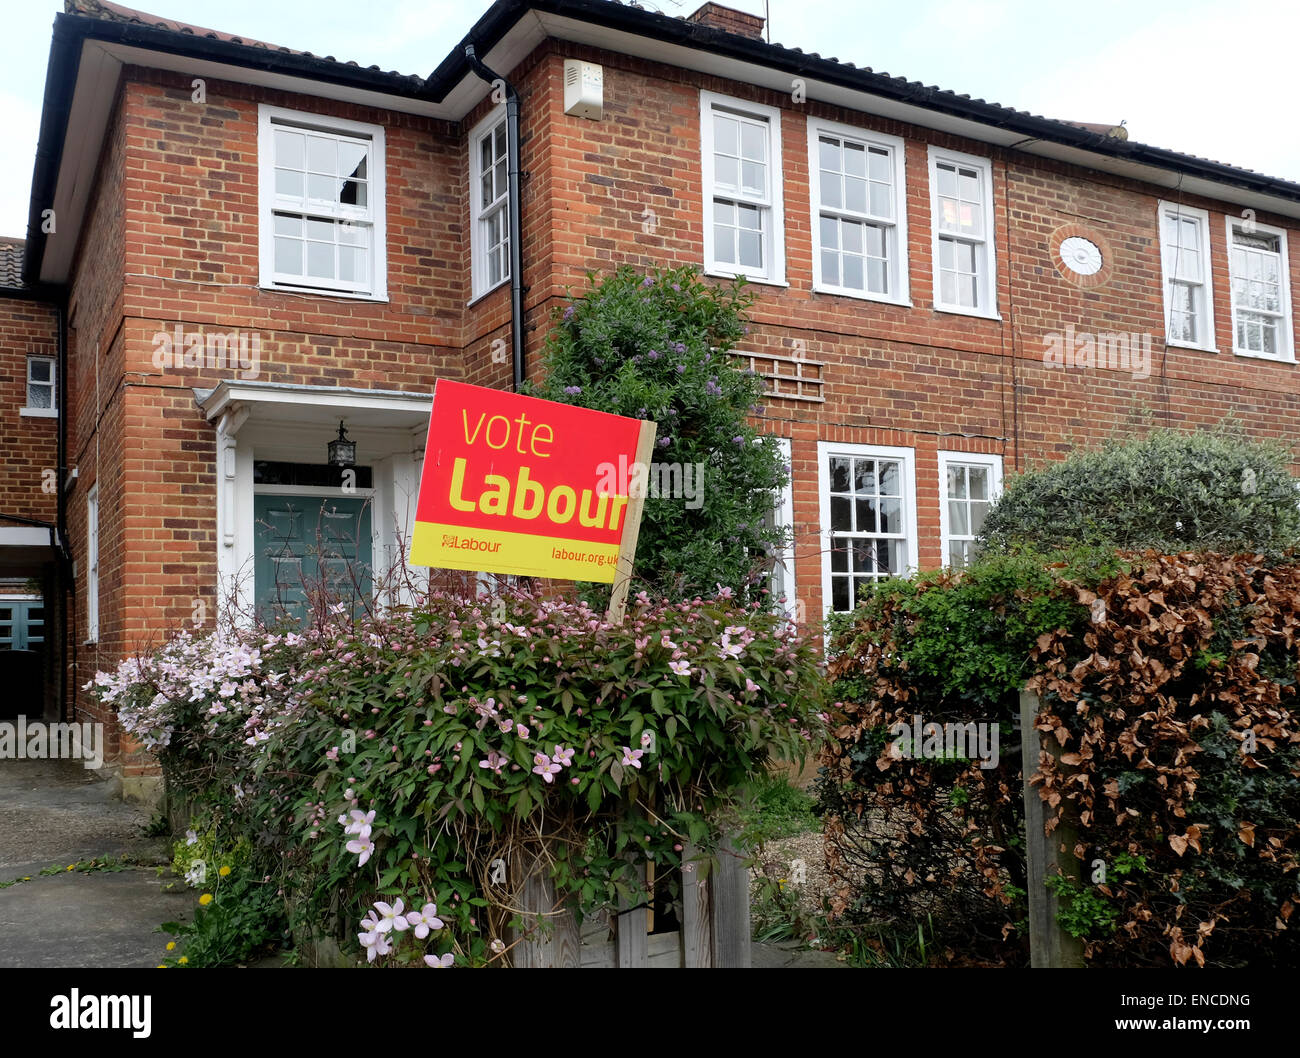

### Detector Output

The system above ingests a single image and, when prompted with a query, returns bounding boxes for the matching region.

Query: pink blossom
[551,745,575,767]
[516,724,530,739]
[669,660,691,677]
[479,751,507,775]
[424,953,455,968]
[346,836,374,866]
[532,752,561,783]
[373,899,408,933]
[619,747,644,769]
[405,902,444,938]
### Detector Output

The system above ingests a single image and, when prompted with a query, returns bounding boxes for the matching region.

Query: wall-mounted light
[327,421,356,468]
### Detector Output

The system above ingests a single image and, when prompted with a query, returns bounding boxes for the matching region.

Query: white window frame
[469,105,511,302]
[22,354,57,418]
[700,90,786,286]
[767,437,797,621]
[817,441,918,616]
[1225,216,1294,362]
[927,146,998,318]
[1157,202,1216,352]
[938,451,1004,570]
[86,484,99,643]
[257,104,387,301]
[808,118,909,305]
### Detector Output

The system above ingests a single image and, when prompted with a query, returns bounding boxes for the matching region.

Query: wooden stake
[604,419,658,625]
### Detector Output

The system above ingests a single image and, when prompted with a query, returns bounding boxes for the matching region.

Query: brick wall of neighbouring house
[525,41,1300,623]
[0,295,59,524]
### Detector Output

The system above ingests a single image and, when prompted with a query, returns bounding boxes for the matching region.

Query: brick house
[4,0,1300,792]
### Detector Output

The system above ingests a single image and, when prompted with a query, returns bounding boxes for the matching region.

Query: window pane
[275,169,303,198]
[830,457,850,492]
[854,498,876,533]
[29,359,51,382]
[830,496,851,531]
[843,255,863,289]
[738,204,762,230]
[946,465,965,499]
[869,182,891,218]
[822,251,839,285]
[853,459,875,493]
[832,576,850,612]
[339,245,367,283]
[715,155,739,188]
[307,136,335,174]
[949,500,969,536]
[274,214,302,237]
[819,137,840,172]
[878,497,901,533]
[338,142,367,181]
[740,121,765,161]
[307,173,335,201]
[879,461,900,495]
[843,142,866,177]
[970,500,990,535]
[844,176,866,214]
[831,542,848,573]
[275,129,305,169]
[937,164,958,197]
[28,382,51,408]
[307,241,334,279]
[741,160,766,195]
[867,258,886,293]
[714,114,739,156]
[738,228,762,268]
[821,170,842,210]
[868,147,890,181]
[274,237,301,275]
[842,222,863,255]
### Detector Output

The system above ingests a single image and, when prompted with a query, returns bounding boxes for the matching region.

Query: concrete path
[0,757,189,968]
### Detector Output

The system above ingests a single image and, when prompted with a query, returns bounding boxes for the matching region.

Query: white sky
[2,0,1295,238]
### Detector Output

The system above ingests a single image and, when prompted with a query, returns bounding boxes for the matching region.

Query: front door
[253,494,373,626]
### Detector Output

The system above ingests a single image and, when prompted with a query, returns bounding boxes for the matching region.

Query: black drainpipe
[464,44,525,392]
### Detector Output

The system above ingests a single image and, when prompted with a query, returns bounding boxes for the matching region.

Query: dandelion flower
[218,865,231,877]
[166,941,176,951]
[198,893,213,906]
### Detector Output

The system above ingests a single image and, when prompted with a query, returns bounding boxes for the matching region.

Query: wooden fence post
[509,842,581,968]
[1019,687,1086,968]
[615,853,649,968]
[681,843,712,967]
[710,833,751,968]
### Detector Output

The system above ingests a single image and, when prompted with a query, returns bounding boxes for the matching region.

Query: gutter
[464,44,526,392]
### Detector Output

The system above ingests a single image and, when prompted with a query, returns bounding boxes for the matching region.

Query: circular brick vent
[1049,223,1115,289]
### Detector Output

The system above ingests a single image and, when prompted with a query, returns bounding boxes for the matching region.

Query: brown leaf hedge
[818,551,1300,967]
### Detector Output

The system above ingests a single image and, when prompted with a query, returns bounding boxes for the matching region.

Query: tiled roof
[0,239,25,289]
[64,0,421,82]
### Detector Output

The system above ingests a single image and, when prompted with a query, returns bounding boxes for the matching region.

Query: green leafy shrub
[817,548,1115,966]
[531,266,789,602]
[978,426,1300,557]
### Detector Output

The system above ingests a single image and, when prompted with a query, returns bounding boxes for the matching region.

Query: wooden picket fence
[509,836,752,968]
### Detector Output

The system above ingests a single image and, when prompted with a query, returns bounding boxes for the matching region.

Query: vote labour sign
[409,380,657,583]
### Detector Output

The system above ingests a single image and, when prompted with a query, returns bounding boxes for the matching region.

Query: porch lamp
[327,421,357,468]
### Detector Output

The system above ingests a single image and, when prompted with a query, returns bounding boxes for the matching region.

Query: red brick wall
[524,43,1300,622]
[0,296,59,524]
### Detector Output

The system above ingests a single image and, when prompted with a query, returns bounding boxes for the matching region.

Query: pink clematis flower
[405,902,445,939]
[532,752,562,783]
[346,836,374,866]
[516,723,530,739]
[669,660,691,677]
[373,899,409,933]
[424,952,455,968]
[343,809,375,837]
[358,915,391,962]
[551,745,575,767]
[619,747,644,769]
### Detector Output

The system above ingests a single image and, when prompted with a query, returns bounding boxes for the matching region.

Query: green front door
[253,494,373,626]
